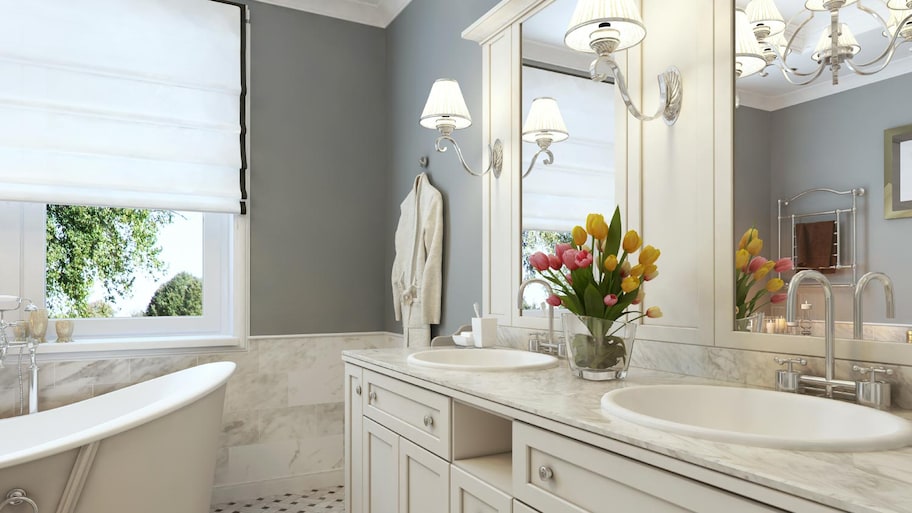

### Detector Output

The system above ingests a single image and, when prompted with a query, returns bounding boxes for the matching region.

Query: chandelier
[735,0,912,85]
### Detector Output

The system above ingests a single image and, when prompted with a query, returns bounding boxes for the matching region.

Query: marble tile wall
[0,332,403,503]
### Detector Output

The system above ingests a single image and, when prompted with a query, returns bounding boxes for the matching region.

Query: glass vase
[562,313,637,381]
[734,312,764,332]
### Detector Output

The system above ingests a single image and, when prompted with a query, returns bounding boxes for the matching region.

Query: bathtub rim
[0,361,236,470]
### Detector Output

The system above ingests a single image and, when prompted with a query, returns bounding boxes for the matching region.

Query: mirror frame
[885,123,912,220]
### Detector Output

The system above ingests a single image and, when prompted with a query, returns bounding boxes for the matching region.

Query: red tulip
[555,243,572,260]
[562,249,580,270]
[546,294,562,307]
[770,292,788,304]
[530,252,550,271]
[748,256,768,273]
[774,258,794,273]
[548,254,562,270]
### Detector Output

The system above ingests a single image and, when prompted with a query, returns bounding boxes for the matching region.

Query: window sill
[31,335,244,361]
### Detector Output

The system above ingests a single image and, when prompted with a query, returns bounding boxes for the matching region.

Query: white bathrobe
[392,173,443,347]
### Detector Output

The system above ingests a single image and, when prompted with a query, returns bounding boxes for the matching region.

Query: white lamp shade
[805,0,857,11]
[522,97,570,143]
[735,10,767,78]
[419,79,472,130]
[812,23,860,61]
[746,0,786,37]
[888,9,912,37]
[564,0,647,53]
[888,0,912,10]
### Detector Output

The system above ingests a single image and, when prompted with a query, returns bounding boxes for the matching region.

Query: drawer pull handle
[423,415,434,427]
[355,385,362,396]
[368,391,377,402]
[538,466,553,481]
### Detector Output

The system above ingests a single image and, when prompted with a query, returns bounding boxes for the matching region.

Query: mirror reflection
[519,0,617,312]
[734,0,912,340]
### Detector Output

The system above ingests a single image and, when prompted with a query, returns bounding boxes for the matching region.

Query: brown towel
[795,221,836,274]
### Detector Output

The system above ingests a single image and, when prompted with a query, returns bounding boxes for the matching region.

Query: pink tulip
[530,252,550,271]
[770,292,788,304]
[565,273,573,285]
[546,294,562,307]
[562,249,580,270]
[555,243,572,260]
[574,249,593,269]
[548,254,562,270]
[774,258,793,273]
[748,256,768,273]
[603,294,618,307]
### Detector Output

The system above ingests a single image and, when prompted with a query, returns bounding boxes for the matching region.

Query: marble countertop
[343,347,912,513]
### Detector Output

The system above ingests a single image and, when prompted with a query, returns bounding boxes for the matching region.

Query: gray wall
[247,2,389,335]
[384,0,500,337]
[734,106,772,247]
[736,73,912,323]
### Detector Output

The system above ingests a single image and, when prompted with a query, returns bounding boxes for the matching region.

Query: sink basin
[600,385,912,452]
[407,349,558,372]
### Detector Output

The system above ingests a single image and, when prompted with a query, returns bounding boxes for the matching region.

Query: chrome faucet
[0,297,40,415]
[517,279,564,356]
[853,272,895,340]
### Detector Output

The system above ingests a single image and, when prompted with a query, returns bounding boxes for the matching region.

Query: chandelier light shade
[887,0,912,9]
[746,0,786,39]
[887,9,912,38]
[812,23,861,62]
[564,0,647,53]
[736,9,768,78]
[804,0,858,11]
[419,79,472,131]
[522,98,569,144]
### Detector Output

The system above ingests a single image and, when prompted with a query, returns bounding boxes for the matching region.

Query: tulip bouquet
[528,207,661,378]
[734,227,792,321]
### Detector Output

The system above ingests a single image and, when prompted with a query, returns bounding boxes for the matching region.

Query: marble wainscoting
[0,332,403,504]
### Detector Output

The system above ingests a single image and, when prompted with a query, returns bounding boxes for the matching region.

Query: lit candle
[776,317,787,334]
[766,318,776,334]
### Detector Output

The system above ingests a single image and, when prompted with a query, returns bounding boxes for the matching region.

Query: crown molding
[254,0,412,28]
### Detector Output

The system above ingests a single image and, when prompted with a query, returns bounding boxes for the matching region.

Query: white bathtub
[0,361,235,513]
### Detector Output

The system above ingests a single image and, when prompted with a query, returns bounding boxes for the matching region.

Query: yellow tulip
[604,254,618,272]
[746,238,763,256]
[766,278,784,292]
[630,264,645,277]
[622,230,641,253]
[586,213,609,240]
[621,275,639,293]
[739,228,758,250]
[638,245,660,266]
[752,261,775,281]
[735,249,750,269]
[572,225,587,246]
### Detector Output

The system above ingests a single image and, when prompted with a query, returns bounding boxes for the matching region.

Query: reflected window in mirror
[733,0,912,341]
[520,64,616,313]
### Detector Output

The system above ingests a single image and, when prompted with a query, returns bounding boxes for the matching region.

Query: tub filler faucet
[0,296,40,415]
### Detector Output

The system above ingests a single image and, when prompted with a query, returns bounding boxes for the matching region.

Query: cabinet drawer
[513,422,783,513]
[451,465,512,513]
[512,500,540,513]
[363,369,451,460]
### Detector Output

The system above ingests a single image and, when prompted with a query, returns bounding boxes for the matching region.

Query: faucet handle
[853,365,894,381]
[853,365,893,410]
[774,357,807,373]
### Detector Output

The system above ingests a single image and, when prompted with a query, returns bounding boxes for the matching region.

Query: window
[0,0,249,350]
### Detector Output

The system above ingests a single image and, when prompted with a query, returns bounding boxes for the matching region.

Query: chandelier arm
[774,61,828,85]
[590,55,682,125]
[777,9,817,72]
[855,1,889,31]
[521,148,554,179]
[435,135,503,178]
[847,18,911,70]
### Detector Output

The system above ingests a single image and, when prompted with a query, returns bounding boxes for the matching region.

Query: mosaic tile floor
[210,486,345,513]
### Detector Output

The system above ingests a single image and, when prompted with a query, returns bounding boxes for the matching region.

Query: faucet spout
[786,270,836,395]
[518,278,555,345]
[853,272,895,340]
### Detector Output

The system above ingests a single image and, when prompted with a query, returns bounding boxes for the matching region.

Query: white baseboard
[211,469,344,504]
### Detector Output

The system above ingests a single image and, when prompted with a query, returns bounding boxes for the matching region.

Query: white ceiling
[255,0,413,28]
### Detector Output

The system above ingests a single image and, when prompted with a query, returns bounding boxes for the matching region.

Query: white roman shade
[0,0,247,213]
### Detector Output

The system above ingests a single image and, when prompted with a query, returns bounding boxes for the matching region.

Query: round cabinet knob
[423,415,434,427]
[538,465,553,481]
[355,385,362,396]
[368,391,377,402]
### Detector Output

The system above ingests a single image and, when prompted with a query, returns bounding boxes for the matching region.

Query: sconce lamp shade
[564,0,647,54]
[888,0,912,10]
[735,10,767,78]
[522,97,569,144]
[419,79,472,131]
[812,23,860,62]
[805,0,857,10]
[746,0,785,38]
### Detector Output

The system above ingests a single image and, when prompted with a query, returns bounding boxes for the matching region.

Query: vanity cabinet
[451,465,512,513]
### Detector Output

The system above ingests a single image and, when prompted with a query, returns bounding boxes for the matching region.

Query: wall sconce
[564,0,683,125]
[521,97,569,178]
[419,78,503,177]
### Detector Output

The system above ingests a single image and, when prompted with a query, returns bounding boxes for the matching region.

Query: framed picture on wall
[885,123,912,220]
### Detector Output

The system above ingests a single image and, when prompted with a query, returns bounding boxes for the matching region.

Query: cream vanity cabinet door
[362,418,399,513]
[451,465,512,513]
[400,437,450,513]
[513,423,785,513]
[344,364,363,513]
[512,500,540,513]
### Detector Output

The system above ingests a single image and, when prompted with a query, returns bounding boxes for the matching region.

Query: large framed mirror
[732,0,912,347]
[885,123,912,219]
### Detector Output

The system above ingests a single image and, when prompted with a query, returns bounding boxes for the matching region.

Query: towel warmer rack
[776,187,865,288]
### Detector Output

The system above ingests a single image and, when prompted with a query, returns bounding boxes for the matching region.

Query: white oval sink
[601,385,912,452]
[407,349,558,372]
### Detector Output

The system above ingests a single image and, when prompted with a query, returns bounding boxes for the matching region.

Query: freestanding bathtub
[0,361,235,513]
